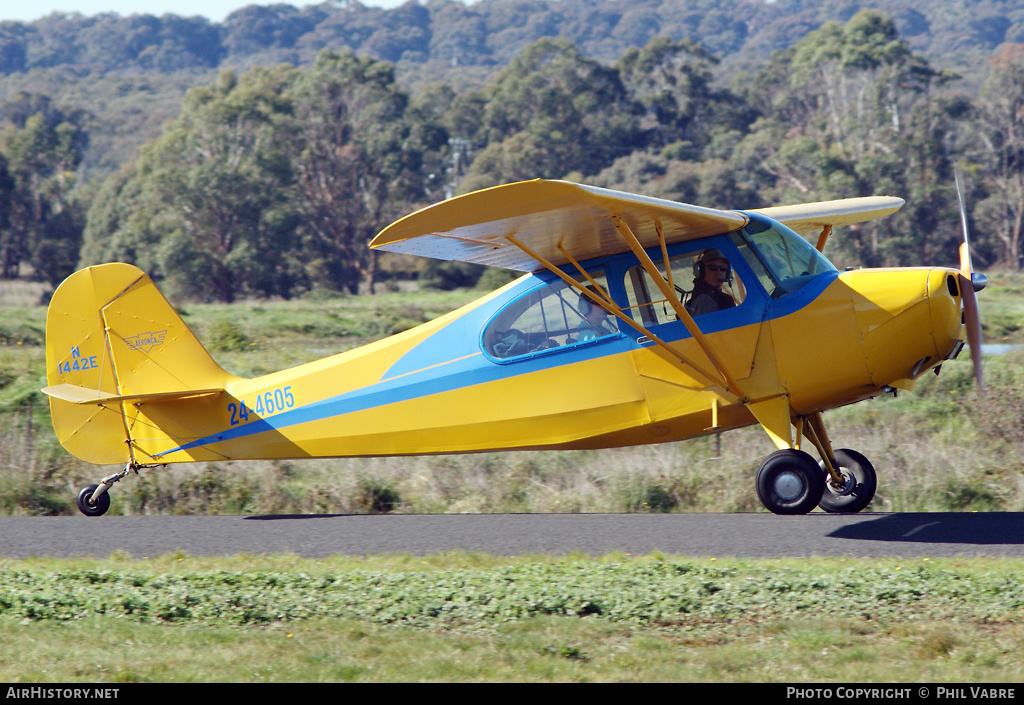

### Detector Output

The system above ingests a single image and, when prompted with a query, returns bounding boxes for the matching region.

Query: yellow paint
[750,196,905,237]
[770,278,872,413]
[746,396,793,450]
[844,268,964,387]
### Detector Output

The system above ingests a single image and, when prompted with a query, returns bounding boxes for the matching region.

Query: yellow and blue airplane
[43,179,984,516]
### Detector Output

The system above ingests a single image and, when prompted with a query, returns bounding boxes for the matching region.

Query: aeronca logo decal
[124,330,167,353]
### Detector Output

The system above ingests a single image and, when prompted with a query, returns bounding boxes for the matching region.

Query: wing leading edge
[370,179,748,272]
[371,180,906,271]
[750,196,905,237]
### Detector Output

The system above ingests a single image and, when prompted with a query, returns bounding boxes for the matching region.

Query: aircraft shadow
[828,512,1024,545]
[244,514,354,520]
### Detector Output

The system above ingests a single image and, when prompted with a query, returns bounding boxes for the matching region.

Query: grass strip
[1,554,1021,629]
[3,554,1024,682]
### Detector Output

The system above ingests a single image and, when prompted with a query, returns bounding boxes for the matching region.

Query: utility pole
[446,138,472,200]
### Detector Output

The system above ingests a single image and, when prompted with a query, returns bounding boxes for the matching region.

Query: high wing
[370,179,747,271]
[371,180,905,269]
[751,196,905,238]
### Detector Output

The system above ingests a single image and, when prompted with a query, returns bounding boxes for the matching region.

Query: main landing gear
[754,414,877,515]
[755,449,824,515]
[817,449,877,513]
[75,463,155,517]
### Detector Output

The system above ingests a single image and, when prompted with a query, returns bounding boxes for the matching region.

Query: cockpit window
[623,250,747,326]
[732,218,836,299]
[482,272,616,360]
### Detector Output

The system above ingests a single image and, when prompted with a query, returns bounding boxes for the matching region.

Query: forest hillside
[0,0,1020,299]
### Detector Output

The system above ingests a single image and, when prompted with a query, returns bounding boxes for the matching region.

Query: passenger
[576,286,617,341]
[686,249,737,316]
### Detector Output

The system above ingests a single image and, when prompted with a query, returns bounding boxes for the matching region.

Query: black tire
[755,449,826,515]
[76,484,110,517]
[818,449,877,513]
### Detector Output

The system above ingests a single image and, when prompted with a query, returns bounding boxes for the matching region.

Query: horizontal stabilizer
[43,383,222,405]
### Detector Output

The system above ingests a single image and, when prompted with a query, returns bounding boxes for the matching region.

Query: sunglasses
[705,264,729,273]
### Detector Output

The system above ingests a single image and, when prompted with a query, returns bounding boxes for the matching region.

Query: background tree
[288,49,438,294]
[596,35,760,208]
[972,44,1024,270]
[617,37,750,158]
[84,67,299,302]
[79,162,153,269]
[12,1,1024,296]
[222,3,326,59]
[457,37,645,192]
[0,155,14,277]
[425,0,491,67]
[0,21,30,74]
[737,10,968,268]
[0,92,88,284]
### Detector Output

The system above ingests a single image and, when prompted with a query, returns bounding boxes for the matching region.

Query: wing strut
[504,234,727,391]
[815,225,832,253]
[610,215,747,401]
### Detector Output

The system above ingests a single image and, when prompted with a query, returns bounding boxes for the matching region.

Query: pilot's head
[579,285,609,322]
[695,249,731,289]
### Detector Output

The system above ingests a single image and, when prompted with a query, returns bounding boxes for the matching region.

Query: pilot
[576,285,617,341]
[686,249,737,316]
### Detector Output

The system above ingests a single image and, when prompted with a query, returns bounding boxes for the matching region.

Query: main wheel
[818,449,876,513]
[76,484,111,517]
[756,449,826,515]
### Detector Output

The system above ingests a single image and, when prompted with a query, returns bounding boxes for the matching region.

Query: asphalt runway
[1,512,1022,559]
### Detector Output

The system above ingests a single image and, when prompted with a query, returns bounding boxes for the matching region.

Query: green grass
[1,553,1023,682]
[979,272,1024,345]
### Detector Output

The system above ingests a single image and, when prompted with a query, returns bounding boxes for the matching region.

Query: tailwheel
[76,484,111,517]
[818,449,876,513]
[75,463,148,517]
[755,449,825,515]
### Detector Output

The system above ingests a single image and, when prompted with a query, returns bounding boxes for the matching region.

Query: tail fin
[44,263,237,465]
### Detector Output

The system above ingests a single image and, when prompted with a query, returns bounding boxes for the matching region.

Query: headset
[693,249,732,284]
[578,285,606,316]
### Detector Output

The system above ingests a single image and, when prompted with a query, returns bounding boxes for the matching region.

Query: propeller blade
[955,168,973,278]
[954,167,984,390]
[960,275,984,390]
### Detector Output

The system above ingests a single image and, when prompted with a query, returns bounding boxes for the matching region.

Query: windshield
[731,217,836,299]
